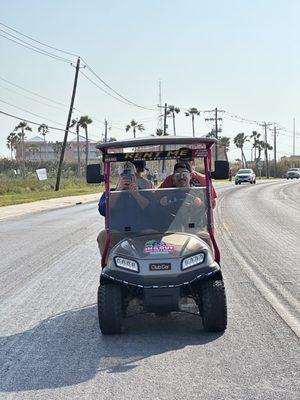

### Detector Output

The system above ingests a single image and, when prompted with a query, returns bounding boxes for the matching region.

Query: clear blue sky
[0,0,299,160]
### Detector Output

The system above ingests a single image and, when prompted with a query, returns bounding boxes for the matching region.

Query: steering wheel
[160,192,201,214]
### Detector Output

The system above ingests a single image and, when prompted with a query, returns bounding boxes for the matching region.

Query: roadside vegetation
[0,159,101,206]
[0,175,101,206]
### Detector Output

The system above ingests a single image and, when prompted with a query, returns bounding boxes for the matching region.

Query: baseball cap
[173,161,191,173]
[132,160,149,171]
[119,161,136,176]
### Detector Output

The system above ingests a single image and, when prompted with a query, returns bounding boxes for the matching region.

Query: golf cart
[87,137,228,334]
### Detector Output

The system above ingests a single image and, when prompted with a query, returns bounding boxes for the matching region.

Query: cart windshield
[109,187,208,234]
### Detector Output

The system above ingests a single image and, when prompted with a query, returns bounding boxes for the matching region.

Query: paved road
[0,180,299,400]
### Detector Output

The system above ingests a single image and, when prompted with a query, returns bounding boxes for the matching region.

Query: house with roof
[16,135,102,162]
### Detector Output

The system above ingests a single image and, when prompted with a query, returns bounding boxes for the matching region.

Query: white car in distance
[235,169,256,185]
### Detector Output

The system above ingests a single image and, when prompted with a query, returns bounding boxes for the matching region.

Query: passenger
[97,162,150,258]
[132,160,154,189]
[159,161,217,208]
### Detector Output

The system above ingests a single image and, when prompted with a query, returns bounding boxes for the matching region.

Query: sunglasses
[174,170,189,177]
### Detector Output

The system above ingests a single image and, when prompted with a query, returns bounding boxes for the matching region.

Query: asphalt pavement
[0,179,299,400]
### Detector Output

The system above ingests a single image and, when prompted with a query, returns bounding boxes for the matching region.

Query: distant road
[0,180,299,400]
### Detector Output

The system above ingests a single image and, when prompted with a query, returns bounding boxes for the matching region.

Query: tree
[151,128,169,137]
[233,133,249,167]
[14,121,32,161]
[218,136,231,161]
[6,132,19,160]
[125,120,145,138]
[257,140,273,160]
[38,123,49,142]
[166,105,180,136]
[250,131,261,161]
[70,118,81,177]
[78,115,93,169]
[185,107,200,137]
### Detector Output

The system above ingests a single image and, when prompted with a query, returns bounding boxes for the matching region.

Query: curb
[0,192,102,221]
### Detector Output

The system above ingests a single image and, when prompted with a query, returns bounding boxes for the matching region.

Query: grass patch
[0,174,102,206]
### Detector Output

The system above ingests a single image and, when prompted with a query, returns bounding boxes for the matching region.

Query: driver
[159,162,203,209]
[159,162,211,246]
[160,160,217,208]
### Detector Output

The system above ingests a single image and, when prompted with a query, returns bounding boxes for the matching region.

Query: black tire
[250,181,253,184]
[235,181,238,185]
[98,284,123,334]
[199,279,227,332]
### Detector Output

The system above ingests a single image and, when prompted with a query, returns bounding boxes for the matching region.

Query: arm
[98,192,106,216]
[129,181,150,209]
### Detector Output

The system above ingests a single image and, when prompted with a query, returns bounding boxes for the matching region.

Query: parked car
[286,168,300,179]
[235,169,256,185]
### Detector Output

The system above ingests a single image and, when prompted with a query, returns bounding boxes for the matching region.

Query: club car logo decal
[143,240,175,255]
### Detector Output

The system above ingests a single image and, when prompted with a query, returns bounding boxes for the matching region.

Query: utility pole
[273,124,280,178]
[262,122,272,179]
[163,103,167,135]
[293,117,296,156]
[159,80,163,132]
[204,108,224,162]
[76,121,80,177]
[104,119,108,142]
[161,103,167,173]
[55,57,81,191]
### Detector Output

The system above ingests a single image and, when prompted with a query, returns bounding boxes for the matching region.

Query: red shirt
[160,171,217,199]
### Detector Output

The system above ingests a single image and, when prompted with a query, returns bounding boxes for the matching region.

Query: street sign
[257,160,264,168]
[36,168,47,181]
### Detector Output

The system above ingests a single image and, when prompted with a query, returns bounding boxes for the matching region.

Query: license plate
[149,263,171,271]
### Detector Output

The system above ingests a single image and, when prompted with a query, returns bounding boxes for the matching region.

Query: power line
[80,70,139,107]
[0,75,69,108]
[0,23,156,111]
[0,74,106,129]
[0,109,74,133]
[0,83,68,112]
[223,113,300,137]
[0,30,73,63]
[81,58,156,111]
[0,21,79,58]
[0,99,66,127]
[0,109,100,142]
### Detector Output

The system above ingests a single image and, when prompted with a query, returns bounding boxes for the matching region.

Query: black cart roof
[96,136,217,151]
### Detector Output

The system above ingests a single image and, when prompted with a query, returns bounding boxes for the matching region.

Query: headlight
[182,253,205,270]
[115,257,139,272]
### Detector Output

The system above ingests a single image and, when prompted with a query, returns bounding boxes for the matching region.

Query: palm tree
[152,128,169,137]
[6,132,18,159]
[125,120,145,138]
[70,118,81,177]
[38,123,49,143]
[14,121,32,161]
[233,132,249,167]
[250,131,261,161]
[166,105,180,136]
[219,136,231,161]
[78,115,93,169]
[185,107,200,137]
